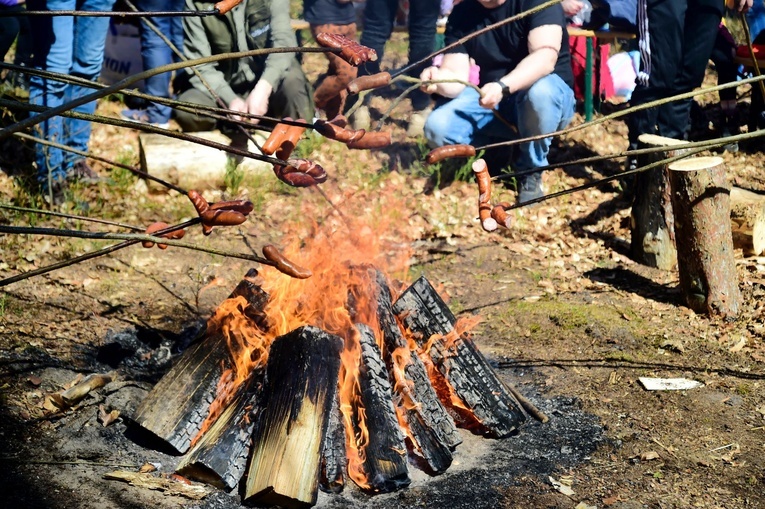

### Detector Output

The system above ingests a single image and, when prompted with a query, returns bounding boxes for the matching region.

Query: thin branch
[0,224,274,265]
[0,9,217,17]
[0,203,144,231]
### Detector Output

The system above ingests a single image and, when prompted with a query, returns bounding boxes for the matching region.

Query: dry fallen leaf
[640,451,660,461]
[98,405,120,427]
[139,463,158,473]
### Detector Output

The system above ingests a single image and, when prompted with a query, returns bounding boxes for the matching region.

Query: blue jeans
[358,0,440,110]
[424,73,575,174]
[134,0,184,124]
[28,0,116,184]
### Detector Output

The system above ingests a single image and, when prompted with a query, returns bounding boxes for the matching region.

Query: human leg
[511,74,575,201]
[0,7,21,63]
[422,86,496,148]
[268,59,315,121]
[310,23,358,119]
[656,0,723,140]
[28,0,75,184]
[63,0,116,169]
[357,0,398,77]
[406,0,440,111]
[174,87,218,132]
[134,0,183,125]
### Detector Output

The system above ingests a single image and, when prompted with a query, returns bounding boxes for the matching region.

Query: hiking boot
[70,160,103,184]
[406,107,432,138]
[41,178,69,207]
[721,114,740,153]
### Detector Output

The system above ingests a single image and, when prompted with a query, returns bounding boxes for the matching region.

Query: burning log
[131,269,269,454]
[351,323,411,492]
[364,269,461,473]
[175,370,264,490]
[392,277,526,438]
[319,392,346,494]
[244,326,343,508]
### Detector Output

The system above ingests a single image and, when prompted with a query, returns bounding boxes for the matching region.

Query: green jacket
[181,0,298,106]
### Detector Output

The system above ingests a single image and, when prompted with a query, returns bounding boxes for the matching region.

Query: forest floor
[2,33,765,509]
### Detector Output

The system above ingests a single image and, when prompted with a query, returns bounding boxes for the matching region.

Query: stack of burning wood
[130,268,529,508]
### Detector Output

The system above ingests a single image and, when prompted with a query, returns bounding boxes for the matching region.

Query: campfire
[131,216,530,508]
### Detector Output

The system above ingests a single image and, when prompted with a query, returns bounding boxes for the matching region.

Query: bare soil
[2,40,765,509]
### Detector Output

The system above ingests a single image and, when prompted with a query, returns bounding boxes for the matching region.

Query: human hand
[727,0,753,12]
[561,0,584,17]
[420,66,440,94]
[228,97,247,121]
[478,81,504,109]
[246,80,273,123]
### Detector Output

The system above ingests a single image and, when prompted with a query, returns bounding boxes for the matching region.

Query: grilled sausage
[347,72,391,94]
[262,244,312,279]
[346,130,391,149]
[425,144,476,165]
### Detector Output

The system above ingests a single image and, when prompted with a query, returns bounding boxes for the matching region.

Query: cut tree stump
[350,323,410,493]
[244,326,343,509]
[730,186,765,256]
[669,156,741,318]
[363,268,460,473]
[392,277,526,438]
[138,131,270,191]
[630,134,689,270]
[175,369,264,490]
[132,269,269,454]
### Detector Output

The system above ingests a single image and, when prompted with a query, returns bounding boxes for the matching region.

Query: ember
[132,214,530,507]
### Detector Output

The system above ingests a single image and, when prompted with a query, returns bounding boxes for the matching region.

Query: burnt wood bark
[175,369,264,490]
[319,392,346,494]
[630,134,688,270]
[132,269,269,454]
[244,326,343,509]
[392,277,526,438]
[366,268,460,473]
[669,156,741,318]
[351,323,410,493]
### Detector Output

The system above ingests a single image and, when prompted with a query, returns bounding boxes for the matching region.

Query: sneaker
[69,160,103,184]
[517,172,544,204]
[406,107,432,138]
[121,108,170,129]
[349,105,371,131]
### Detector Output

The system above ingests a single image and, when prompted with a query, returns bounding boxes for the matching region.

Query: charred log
[319,392,346,494]
[392,276,526,438]
[132,269,269,454]
[351,323,410,493]
[244,326,343,509]
[366,268,461,473]
[175,369,264,491]
[669,156,741,318]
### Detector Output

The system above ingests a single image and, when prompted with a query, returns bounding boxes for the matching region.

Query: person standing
[1,0,33,99]
[28,0,117,200]
[420,0,575,203]
[303,0,358,120]
[349,0,441,136]
[626,0,752,162]
[120,0,185,128]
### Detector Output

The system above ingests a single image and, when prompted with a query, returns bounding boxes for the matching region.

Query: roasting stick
[0,203,144,231]
[504,385,549,423]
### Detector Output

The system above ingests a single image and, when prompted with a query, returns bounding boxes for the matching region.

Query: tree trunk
[630,134,688,270]
[131,269,269,454]
[392,277,526,438]
[669,156,741,318]
[244,325,343,509]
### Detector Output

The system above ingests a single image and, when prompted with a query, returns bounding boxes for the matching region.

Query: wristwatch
[495,80,510,98]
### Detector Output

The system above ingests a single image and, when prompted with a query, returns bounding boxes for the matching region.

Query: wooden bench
[567,26,637,121]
